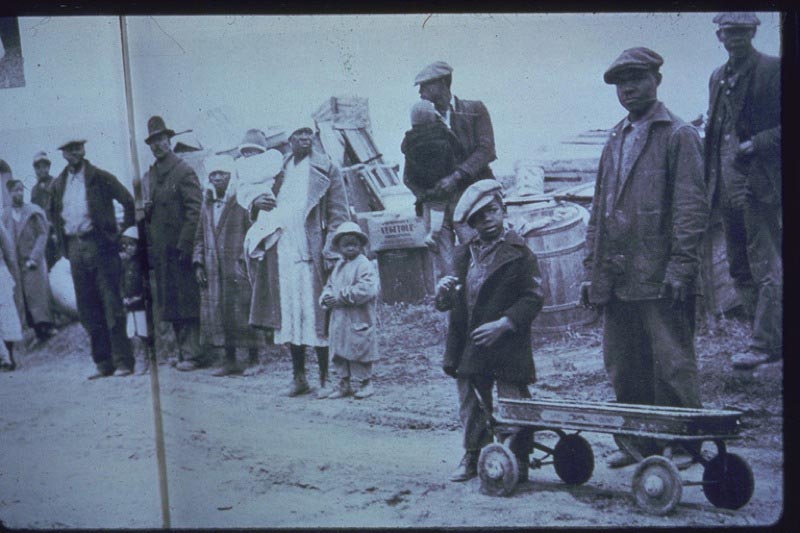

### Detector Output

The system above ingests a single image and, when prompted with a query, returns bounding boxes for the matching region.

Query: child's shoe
[353,380,374,399]
[327,378,352,399]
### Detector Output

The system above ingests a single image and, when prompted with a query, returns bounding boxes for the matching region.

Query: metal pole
[119,15,171,529]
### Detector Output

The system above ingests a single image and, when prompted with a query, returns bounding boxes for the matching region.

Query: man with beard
[143,116,206,371]
[581,48,708,468]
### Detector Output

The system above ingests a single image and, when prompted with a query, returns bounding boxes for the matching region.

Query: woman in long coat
[193,155,260,375]
[2,181,55,340]
[0,224,24,370]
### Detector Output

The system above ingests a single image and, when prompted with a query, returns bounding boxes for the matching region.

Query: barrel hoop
[522,216,582,237]
[540,300,582,313]
[533,240,585,259]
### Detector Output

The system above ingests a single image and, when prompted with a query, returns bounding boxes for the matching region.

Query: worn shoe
[316,382,333,399]
[286,376,311,397]
[732,350,781,370]
[176,360,200,372]
[449,452,479,482]
[88,368,115,380]
[327,379,352,399]
[113,367,134,377]
[354,381,375,399]
[212,364,243,377]
[606,449,637,469]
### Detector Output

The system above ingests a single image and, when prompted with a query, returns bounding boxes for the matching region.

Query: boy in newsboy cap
[435,179,544,483]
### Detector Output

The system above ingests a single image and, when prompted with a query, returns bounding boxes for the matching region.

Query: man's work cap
[454,179,504,225]
[33,151,50,165]
[414,61,453,86]
[713,12,761,28]
[58,138,87,151]
[603,47,664,84]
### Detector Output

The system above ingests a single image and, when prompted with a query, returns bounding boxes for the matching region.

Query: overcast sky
[0,13,782,194]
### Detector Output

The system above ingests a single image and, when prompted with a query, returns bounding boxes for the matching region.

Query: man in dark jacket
[581,48,708,468]
[436,179,544,482]
[407,61,498,275]
[30,151,61,270]
[704,13,782,370]
[49,139,136,378]
[142,116,205,371]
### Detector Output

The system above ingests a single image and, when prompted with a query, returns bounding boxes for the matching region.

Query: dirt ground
[0,302,784,528]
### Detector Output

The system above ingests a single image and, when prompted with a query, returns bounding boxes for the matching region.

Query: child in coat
[119,224,150,375]
[319,221,379,399]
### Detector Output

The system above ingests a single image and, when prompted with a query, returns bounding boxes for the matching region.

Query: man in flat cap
[49,138,136,378]
[407,61,497,276]
[582,48,708,468]
[30,151,61,270]
[704,13,782,370]
[248,121,350,398]
[435,179,544,482]
[142,115,206,371]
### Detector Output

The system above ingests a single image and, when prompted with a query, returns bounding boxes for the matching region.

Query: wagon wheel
[702,452,754,510]
[631,456,683,515]
[553,434,594,485]
[478,443,519,497]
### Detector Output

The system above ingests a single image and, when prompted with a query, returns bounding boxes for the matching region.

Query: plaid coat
[193,189,259,348]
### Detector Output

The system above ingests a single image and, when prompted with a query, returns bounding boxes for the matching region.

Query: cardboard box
[357,210,427,252]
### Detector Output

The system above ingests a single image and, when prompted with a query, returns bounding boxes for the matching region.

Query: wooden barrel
[510,201,598,333]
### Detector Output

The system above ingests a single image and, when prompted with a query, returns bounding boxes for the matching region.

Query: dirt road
[0,309,784,528]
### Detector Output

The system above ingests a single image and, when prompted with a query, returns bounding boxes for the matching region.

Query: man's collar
[726,48,758,73]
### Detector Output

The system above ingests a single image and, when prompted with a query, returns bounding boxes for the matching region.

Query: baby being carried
[237,148,286,259]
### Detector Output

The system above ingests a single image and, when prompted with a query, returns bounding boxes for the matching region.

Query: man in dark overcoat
[30,151,61,270]
[49,138,136,378]
[582,48,709,468]
[435,180,544,482]
[3,179,55,341]
[406,61,497,275]
[142,116,205,371]
[704,13,782,370]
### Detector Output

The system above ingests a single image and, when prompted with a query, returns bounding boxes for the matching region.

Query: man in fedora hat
[249,121,350,398]
[30,151,61,270]
[407,60,497,276]
[48,138,136,378]
[704,13,782,371]
[142,115,206,371]
[581,48,708,468]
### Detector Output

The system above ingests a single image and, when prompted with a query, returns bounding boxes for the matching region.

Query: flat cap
[713,12,761,28]
[604,47,664,84]
[454,179,504,225]
[414,61,453,86]
[33,150,50,164]
[58,138,87,150]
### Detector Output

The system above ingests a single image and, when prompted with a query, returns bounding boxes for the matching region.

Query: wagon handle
[471,382,498,431]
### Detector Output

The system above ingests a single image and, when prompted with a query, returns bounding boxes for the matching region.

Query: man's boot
[449,450,479,482]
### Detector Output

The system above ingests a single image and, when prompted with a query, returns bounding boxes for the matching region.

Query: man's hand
[433,173,460,197]
[659,279,688,306]
[471,316,514,347]
[25,259,37,270]
[252,193,277,212]
[580,281,593,309]
[737,140,755,157]
[321,294,338,309]
[443,365,458,379]
[195,264,208,288]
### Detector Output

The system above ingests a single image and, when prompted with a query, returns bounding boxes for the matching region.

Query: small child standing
[319,222,379,399]
[119,225,150,375]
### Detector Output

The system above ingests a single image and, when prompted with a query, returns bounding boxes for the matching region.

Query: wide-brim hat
[58,138,87,151]
[454,179,504,225]
[332,221,369,248]
[144,115,177,144]
[603,47,664,85]
[414,61,454,86]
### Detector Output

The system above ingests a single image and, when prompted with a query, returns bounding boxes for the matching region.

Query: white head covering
[121,225,139,240]
[204,154,238,200]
